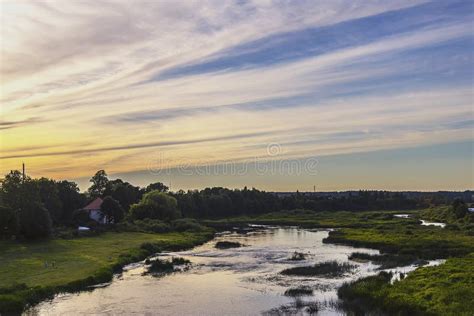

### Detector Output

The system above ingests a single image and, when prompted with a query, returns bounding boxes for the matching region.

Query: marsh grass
[339,254,474,315]
[215,241,243,249]
[146,257,190,274]
[281,261,356,277]
[348,252,424,269]
[289,251,306,261]
[284,286,313,297]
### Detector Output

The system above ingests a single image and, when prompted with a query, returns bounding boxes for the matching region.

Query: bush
[140,242,162,254]
[72,209,90,226]
[145,257,190,274]
[18,202,52,239]
[101,196,124,223]
[136,219,171,233]
[129,191,180,221]
[171,218,205,232]
[0,205,18,237]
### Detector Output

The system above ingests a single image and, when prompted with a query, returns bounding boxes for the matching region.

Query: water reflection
[420,220,446,228]
[26,227,437,316]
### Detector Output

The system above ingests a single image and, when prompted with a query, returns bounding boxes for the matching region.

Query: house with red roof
[81,197,107,224]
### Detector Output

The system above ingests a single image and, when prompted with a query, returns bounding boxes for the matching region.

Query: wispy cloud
[0,117,45,130]
[1,0,472,189]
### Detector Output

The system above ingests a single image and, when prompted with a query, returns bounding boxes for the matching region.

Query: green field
[0,230,213,312]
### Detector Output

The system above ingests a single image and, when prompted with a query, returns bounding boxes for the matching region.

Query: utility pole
[22,163,26,182]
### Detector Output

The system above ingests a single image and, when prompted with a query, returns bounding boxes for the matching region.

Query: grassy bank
[0,230,213,313]
[203,209,421,228]
[339,254,474,315]
[205,208,474,315]
[324,225,474,259]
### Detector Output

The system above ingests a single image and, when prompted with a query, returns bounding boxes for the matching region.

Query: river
[26,226,442,315]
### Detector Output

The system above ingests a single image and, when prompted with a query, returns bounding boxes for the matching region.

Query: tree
[103,179,141,210]
[18,202,52,238]
[144,182,169,193]
[0,170,37,211]
[0,205,18,237]
[72,209,90,226]
[129,191,180,221]
[36,178,63,224]
[88,170,109,198]
[452,199,468,219]
[101,196,124,223]
[57,180,86,223]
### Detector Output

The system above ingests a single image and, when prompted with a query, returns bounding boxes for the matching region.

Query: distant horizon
[6,140,470,193]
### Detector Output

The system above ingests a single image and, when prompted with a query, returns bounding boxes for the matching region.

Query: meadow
[0,230,213,313]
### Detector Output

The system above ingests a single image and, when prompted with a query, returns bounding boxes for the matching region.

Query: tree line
[0,169,456,240]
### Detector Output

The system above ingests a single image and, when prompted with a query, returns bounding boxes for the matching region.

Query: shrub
[72,209,90,226]
[129,191,180,221]
[146,257,190,274]
[135,219,171,233]
[140,242,162,254]
[171,218,205,232]
[101,196,124,223]
[0,205,18,237]
[18,202,52,239]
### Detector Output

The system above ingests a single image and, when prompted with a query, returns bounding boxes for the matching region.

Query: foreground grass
[0,230,213,313]
[339,254,474,315]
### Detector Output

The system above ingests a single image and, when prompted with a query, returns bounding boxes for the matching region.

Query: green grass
[0,230,213,313]
[203,209,421,228]
[206,208,474,315]
[281,261,356,277]
[324,225,474,259]
[349,252,425,269]
[339,255,474,315]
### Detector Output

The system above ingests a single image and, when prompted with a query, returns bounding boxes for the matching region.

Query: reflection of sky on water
[28,227,441,315]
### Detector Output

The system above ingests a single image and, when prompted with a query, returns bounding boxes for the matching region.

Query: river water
[26,227,441,315]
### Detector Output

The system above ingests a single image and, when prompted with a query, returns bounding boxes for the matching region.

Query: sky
[0,0,473,192]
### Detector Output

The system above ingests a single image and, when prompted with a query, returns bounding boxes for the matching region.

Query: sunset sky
[1,0,473,191]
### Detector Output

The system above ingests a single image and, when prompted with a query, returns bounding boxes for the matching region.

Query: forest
[1,169,470,240]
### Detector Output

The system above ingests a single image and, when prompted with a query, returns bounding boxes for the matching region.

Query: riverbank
[205,209,474,315]
[338,254,474,315]
[324,220,473,314]
[0,230,214,314]
[202,209,421,228]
